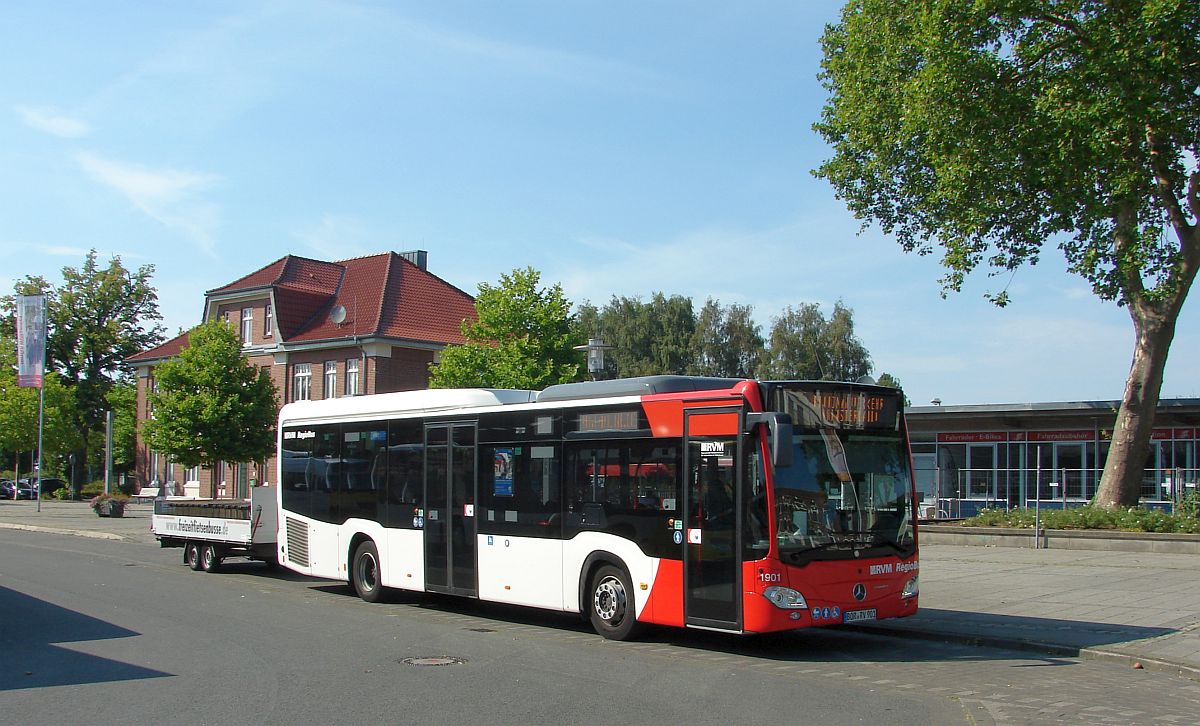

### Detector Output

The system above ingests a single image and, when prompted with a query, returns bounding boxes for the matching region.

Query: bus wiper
[867,534,911,554]
[784,539,856,561]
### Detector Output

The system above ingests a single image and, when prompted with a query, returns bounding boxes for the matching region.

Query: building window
[147,376,157,419]
[186,466,200,483]
[294,363,311,401]
[324,361,337,399]
[346,358,360,396]
[264,303,273,337]
[241,307,253,346]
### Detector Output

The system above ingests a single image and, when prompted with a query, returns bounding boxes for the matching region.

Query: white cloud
[76,152,220,256]
[15,105,91,138]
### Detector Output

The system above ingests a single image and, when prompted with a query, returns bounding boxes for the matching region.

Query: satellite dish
[330,305,347,325]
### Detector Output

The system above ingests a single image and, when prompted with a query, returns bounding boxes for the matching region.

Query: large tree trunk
[1094,315,1175,508]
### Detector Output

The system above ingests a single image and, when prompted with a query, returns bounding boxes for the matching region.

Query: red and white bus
[276,375,918,639]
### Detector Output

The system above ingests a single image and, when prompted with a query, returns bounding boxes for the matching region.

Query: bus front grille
[285,517,309,567]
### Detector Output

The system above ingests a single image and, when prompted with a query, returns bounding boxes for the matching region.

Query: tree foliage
[143,320,278,470]
[692,299,765,378]
[0,333,78,475]
[759,301,871,381]
[815,0,1200,506]
[3,250,164,485]
[875,372,911,406]
[579,294,697,378]
[579,294,877,383]
[429,267,582,389]
[106,381,138,473]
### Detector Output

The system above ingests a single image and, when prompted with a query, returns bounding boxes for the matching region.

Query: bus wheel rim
[358,553,378,592]
[594,576,626,624]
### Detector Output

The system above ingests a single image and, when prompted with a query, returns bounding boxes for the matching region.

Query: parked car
[13,479,40,500]
[37,477,66,496]
[0,478,15,499]
[8,478,67,499]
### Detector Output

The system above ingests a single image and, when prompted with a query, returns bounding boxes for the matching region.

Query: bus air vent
[286,517,309,567]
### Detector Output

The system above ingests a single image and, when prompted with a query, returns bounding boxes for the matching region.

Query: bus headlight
[763,586,808,610]
[901,576,919,600]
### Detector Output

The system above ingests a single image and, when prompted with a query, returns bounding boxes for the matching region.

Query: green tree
[691,299,765,378]
[143,320,278,480]
[875,372,912,407]
[579,293,697,378]
[760,301,871,380]
[0,333,78,479]
[815,1,1199,507]
[4,250,164,490]
[430,267,582,389]
[106,381,138,474]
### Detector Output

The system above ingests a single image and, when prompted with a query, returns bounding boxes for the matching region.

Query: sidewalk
[854,544,1200,681]
[0,498,156,542]
[3,499,1199,681]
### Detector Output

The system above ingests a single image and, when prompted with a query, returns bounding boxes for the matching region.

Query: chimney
[398,250,428,271]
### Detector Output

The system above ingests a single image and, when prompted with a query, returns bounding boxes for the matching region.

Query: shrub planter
[920,523,1200,554]
[91,496,129,518]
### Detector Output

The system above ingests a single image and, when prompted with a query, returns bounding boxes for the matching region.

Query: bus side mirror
[746,413,793,469]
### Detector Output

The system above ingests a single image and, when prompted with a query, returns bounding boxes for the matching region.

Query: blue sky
[3,1,1197,406]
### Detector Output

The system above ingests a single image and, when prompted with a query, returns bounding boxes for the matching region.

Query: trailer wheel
[185,542,202,571]
[352,541,384,603]
[200,544,222,573]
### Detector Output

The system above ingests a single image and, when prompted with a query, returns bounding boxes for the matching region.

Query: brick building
[126,250,474,499]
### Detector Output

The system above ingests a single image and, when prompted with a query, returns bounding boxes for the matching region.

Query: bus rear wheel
[589,565,642,641]
[352,541,384,603]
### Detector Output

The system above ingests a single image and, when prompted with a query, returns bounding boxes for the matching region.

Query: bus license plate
[842,609,877,624]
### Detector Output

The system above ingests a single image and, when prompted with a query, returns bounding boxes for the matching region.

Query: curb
[846,622,1200,684]
[0,522,124,541]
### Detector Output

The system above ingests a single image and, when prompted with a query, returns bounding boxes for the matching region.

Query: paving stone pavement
[3,499,1199,682]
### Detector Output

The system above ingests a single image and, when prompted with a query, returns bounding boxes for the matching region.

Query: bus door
[424,422,478,597]
[683,407,743,631]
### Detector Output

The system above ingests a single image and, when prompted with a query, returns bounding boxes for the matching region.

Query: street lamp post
[573,337,613,381]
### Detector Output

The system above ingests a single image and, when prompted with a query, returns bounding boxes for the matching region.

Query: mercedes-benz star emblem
[852,583,867,601]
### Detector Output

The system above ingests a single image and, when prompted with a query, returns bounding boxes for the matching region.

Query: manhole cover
[401,656,466,667]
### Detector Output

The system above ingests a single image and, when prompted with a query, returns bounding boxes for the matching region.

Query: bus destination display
[774,388,900,431]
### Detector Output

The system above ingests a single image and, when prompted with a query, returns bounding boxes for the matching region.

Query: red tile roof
[129,251,475,365]
[126,330,190,363]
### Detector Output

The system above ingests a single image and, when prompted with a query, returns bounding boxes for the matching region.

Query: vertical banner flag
[16,294,46,388]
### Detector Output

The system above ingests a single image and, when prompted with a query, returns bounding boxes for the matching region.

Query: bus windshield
[772,428,914,562]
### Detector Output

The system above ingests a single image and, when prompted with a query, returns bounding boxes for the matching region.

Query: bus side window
[281,429,314,518]
[477,444,561,539]
[385,419,423,528]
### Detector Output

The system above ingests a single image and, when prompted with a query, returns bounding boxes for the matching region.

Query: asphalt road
[2,530,1198,725]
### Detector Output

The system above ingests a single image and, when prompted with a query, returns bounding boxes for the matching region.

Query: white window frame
[324,361,337,399]
[264,303,274,337]
[294,363,312,401]
[346,358,360,396]
[241,307,254,346]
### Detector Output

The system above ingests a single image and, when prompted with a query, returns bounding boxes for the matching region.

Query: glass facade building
[905,398,1200,517]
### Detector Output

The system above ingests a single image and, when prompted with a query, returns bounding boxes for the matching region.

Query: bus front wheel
[352,541,384,603]
[589,565,643,641]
